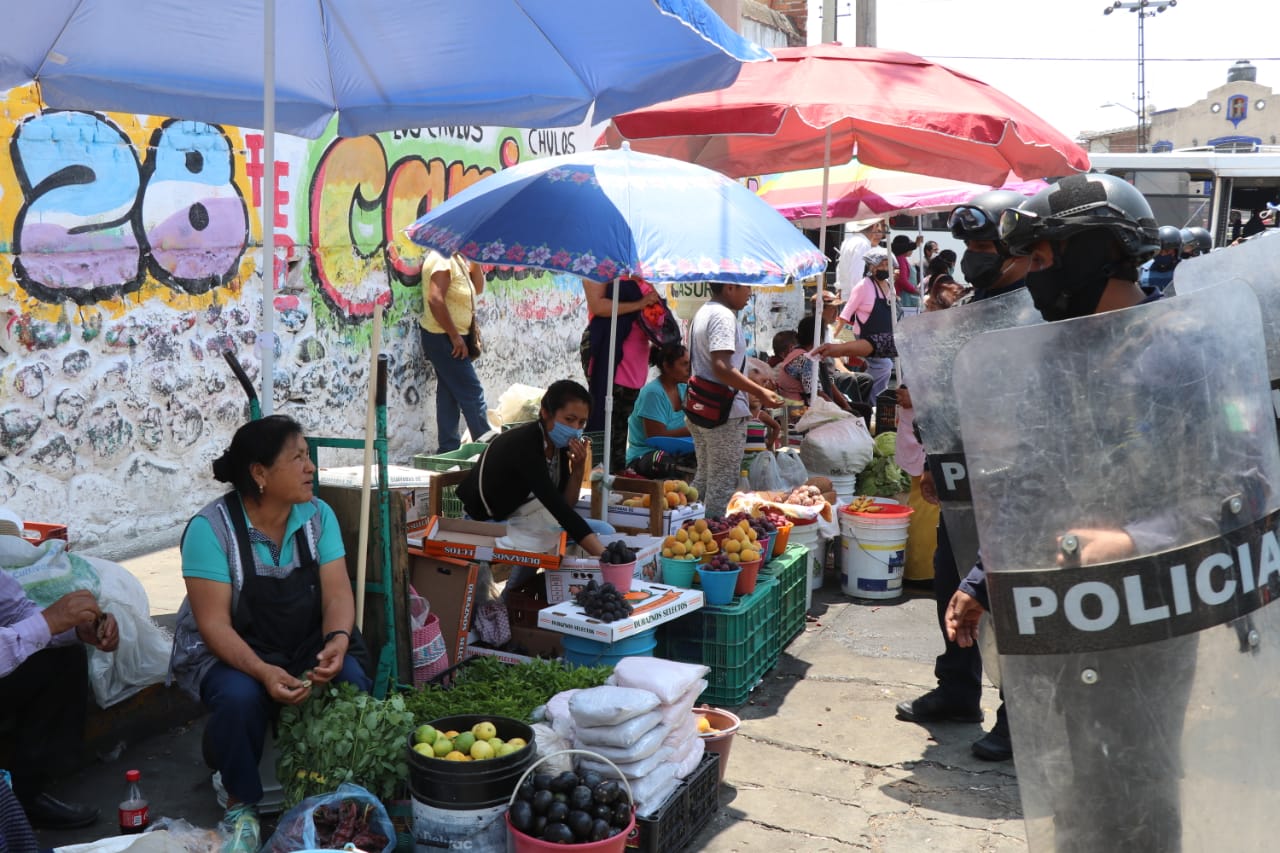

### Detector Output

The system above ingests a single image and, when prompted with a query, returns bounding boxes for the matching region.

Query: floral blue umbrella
[407,146,827,476]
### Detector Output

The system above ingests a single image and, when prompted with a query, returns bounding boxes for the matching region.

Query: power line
[924,55,1280,62]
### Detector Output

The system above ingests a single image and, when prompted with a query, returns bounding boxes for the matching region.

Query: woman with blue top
[169,415,370,853]
[626,342,695,475]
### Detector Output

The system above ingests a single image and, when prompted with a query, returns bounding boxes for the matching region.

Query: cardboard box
[409,516,566,569]
[319,465,436,527]
[465,624,564,665]
[576,480,704,536]
[548,535,666,604]
[538,581,704,643]
[408,550,480,668]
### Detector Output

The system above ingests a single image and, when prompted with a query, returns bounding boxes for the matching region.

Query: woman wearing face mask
[457,381,613,571]
[818,247,897,400]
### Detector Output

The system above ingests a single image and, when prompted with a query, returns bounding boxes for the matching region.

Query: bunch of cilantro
[402,656,611,724]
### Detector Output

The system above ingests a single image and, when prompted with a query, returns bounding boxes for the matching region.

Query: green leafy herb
[401,657,612,724]
[276,684,415,807]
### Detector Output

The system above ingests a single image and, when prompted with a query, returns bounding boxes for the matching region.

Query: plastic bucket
[771,522,792,558]
[507,749,635,853]
[659,556,698,588]
[411,794,507,853]
[693,706,741,783]
[733,559,763,596]
[600,560,636,593]
[839,503,913,600]
[827,473,857,505]
[407,715,536,809]
[789,520,825,607]
[756,530,775,563]
[561,628,656,667]
[697,566,741,606]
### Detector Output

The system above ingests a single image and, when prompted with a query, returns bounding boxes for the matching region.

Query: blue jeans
[200,656,371,805]
[420,328,489,453]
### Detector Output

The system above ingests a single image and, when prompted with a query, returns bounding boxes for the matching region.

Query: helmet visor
[948,205,997,239]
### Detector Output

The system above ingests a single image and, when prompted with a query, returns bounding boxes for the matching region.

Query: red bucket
[733,558,763,596]
[507,749,635,852]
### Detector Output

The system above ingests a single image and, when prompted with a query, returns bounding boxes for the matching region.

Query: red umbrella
[599,44,1090,186]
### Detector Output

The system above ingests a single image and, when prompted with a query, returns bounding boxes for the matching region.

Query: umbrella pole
[603,278,620,486]
[809,126,833,409]
[355,304,383,631]
[259,0,276,415]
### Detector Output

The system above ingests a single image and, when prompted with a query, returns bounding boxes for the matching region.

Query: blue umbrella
[0,0,770,407]
[407,146,827,476]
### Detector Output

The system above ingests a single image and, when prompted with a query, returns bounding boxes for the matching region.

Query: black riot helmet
[947,189,1028,246]
[1157,225,1183,252]
[1186,226,1213,255]
[1179,227,1196,256]
[998,172,1160,262]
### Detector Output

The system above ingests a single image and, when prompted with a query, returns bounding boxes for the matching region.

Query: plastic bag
[673,735,706,780]
[1,537,101,605]
[663,711,697,748]
[579,745,674,781]
[530,723,574,774]
[574,709,664,749]
[572,721,670,764]
[792,398,850,433]
[491,383,547,427]
[658,680,707,728]
[748,452,784,492]
[262,782,395,853]
[609,658,709,705]
[799,414,875,476]
[545,689,581,740]
[774,449,809,490]
[569,685,661,727]
[82,556,173,708]
[630,764,680,816]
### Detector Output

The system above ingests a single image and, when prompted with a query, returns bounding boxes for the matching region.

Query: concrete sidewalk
[36,548,1027,852]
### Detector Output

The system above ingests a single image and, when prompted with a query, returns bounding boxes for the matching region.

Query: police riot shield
[896,289,1042,574]
[1171,236,1280,437]
[952,280,1280,853]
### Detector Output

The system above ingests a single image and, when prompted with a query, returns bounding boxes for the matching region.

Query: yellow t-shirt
[419,252,476,334]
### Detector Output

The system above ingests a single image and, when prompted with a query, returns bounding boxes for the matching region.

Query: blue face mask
[547,420,583,449]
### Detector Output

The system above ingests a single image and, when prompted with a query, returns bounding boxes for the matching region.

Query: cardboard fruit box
[577,479,705,536]
[409,516,566,570]
[538,580,704,643]
[318,464,437,528]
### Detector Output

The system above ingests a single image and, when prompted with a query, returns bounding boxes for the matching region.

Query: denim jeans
[420,328,489,453]
[200,656,371,804]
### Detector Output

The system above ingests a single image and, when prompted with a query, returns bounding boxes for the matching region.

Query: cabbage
[873,431,897,458]
[857,454,911,497]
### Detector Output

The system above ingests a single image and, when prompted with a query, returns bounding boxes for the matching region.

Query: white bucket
[412,796,507,853]
[839,504,912,600]
[789,521,825,607]
[827,473,857,505]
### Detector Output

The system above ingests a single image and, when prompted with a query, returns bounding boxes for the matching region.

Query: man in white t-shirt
[834,219,885,303]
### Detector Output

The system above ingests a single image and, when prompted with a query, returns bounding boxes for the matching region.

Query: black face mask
[960,250,1003,291]
[873,269,890,282]
[1151,254,1179,272]
[1025,231,1126,322]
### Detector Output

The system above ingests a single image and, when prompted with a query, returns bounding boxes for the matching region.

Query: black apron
[859,284,897,359]
[223,493,367,678]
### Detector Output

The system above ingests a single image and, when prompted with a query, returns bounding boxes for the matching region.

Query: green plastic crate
[411,442,488,518]
[762,546,807,648]
[660,574,777,648]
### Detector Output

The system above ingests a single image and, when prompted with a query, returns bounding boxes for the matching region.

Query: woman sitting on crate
[169,415,371,853]
[626,342,697,478]
[457,380,615,591]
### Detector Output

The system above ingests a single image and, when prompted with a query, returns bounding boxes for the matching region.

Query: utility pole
[1103,0,1176,153]
[822,0,837,43]
[854,0,876,47]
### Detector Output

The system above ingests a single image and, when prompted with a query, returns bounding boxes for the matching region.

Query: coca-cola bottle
[118,769,149,834]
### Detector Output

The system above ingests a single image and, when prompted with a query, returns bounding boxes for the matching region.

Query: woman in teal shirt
[627,343,695,473]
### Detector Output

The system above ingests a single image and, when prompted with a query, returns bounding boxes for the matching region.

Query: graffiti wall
[0,85,597,558]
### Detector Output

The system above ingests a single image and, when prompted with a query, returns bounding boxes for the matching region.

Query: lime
[472,721,498,741]
[470,740,495,761]
[414,724,438,745]
[432,736,453,757]
[453,732,476,754]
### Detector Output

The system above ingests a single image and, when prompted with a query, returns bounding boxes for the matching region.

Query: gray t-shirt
[689,300,750,419]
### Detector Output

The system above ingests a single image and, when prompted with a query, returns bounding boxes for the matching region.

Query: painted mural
[0,84,803,558]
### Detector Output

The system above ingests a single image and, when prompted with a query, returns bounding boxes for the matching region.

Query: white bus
[886,148,1280,255]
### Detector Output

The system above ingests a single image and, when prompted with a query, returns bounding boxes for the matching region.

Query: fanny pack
[685,375,736,428]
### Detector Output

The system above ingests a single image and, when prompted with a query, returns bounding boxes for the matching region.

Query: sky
[805,0,1280,142]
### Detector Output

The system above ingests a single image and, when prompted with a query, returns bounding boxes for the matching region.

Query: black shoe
[895,689,983,724]
[21,793,99,830]
[972,720,1014,762]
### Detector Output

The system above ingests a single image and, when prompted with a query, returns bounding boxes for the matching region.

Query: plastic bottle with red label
[118,769,149,834]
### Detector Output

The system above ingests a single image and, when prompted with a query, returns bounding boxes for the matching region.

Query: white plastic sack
[774,449,809,490]
[83,556,172,708]
[792,398,849,433]
[748,452,784,492]
[491,383,546,427]
[673,735,706,780]
[529,723,574,775]
[1,537,101,604]
[663,712,697,748]
[572,722,669,764]
[545,689,581,740]
[631,764,680,817]
[610,658,710,705]
[569,685,661,727]
[574,709,664,749]
[578,746,674,781]
[799,414,875,476]
[658,680,707,728]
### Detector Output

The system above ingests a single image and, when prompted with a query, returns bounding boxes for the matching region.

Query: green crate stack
[584,430,606,463]
[761,545,808,647]
[410,442,488,517]
[657,575,778,706]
